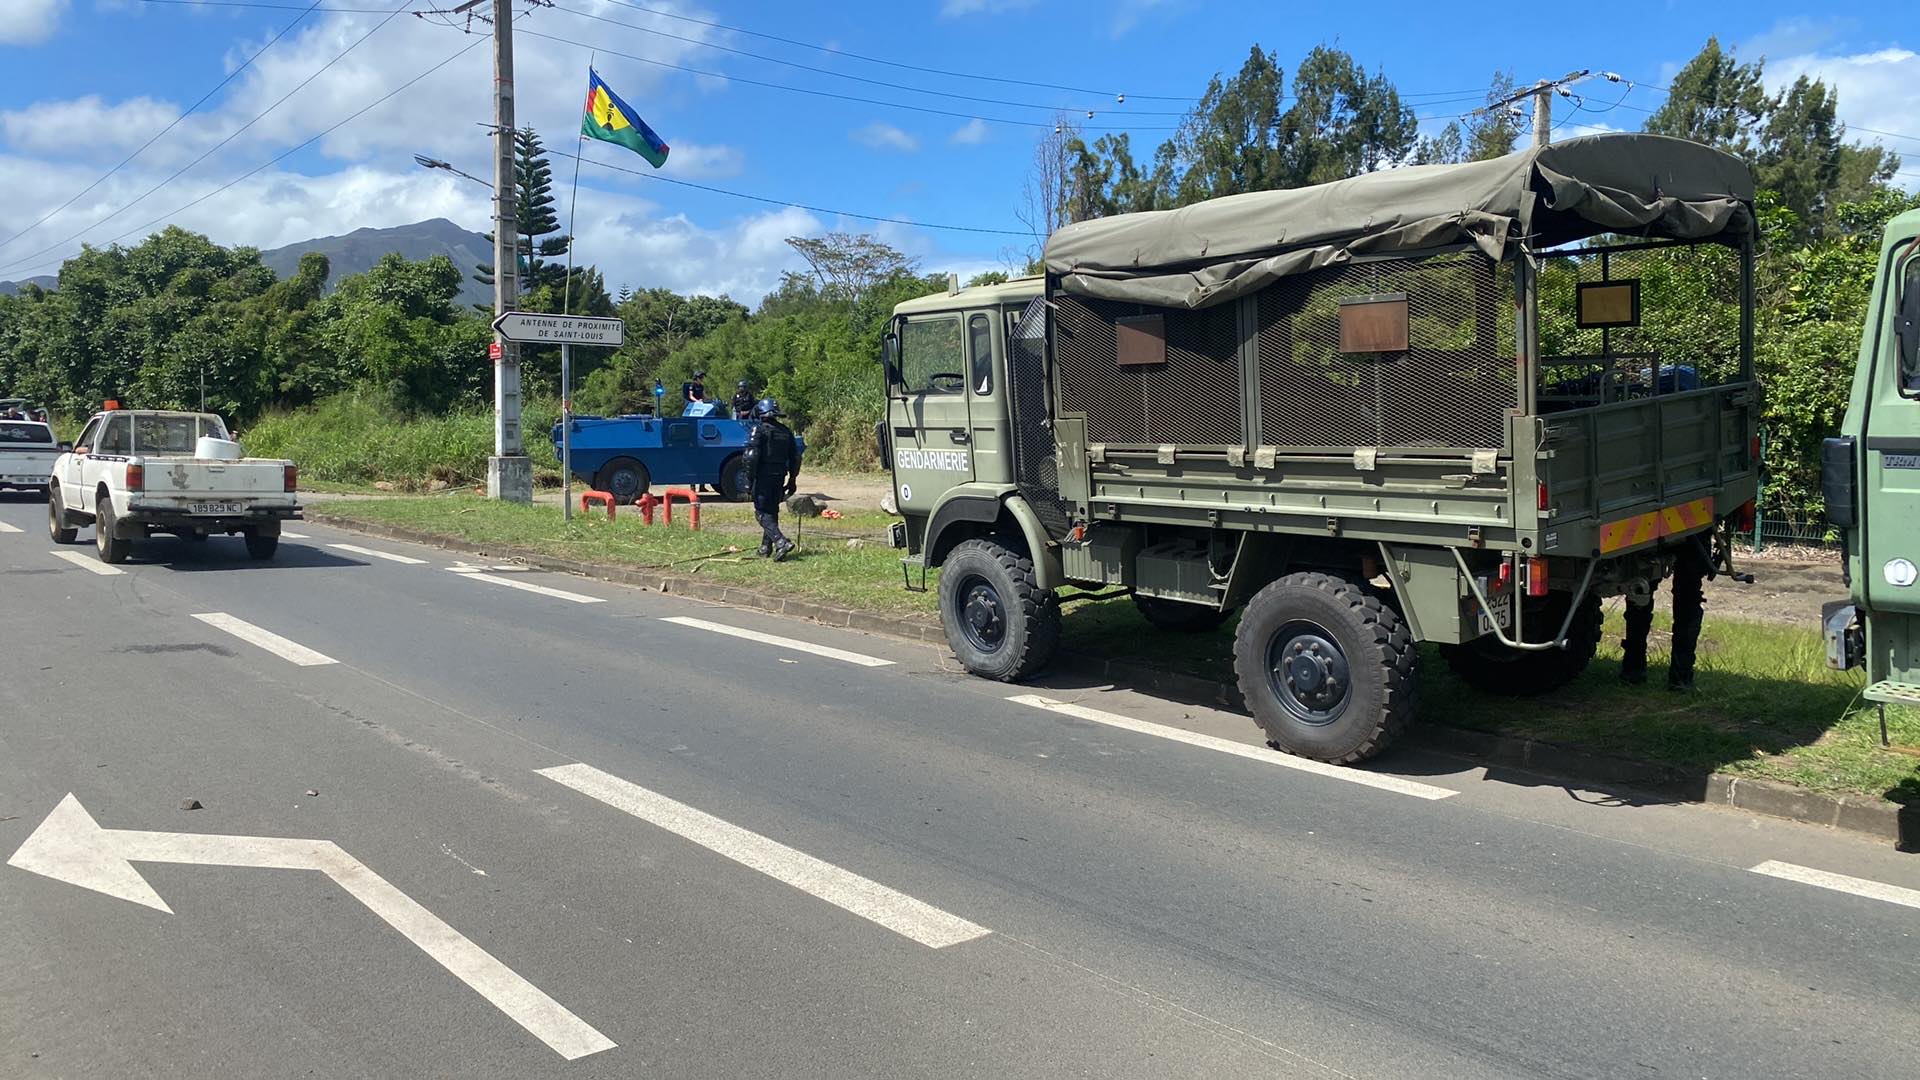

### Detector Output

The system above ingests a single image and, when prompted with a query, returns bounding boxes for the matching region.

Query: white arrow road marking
[446,567,605,604]
[660,616,894,667]
[329,542,428,565]
[538,763,987,949]
[1007,695,1458,801]
[1750,860,1920,910]
[0,519,22,533]
[7,795,615,1060]
[50,550,124,576]
[191,612,338,666]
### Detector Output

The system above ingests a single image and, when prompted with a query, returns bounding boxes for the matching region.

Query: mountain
[0,275,57,296]
[259,218,494,308]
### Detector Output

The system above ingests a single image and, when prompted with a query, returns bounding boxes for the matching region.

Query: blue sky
[0,0,1915,302]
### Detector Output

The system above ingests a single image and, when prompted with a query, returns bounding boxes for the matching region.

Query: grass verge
[318,495,1918,808]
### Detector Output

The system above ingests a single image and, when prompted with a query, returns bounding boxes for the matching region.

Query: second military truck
[884,133,1760,763]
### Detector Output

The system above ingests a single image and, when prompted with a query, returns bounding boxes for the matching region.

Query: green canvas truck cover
[1043,133,1755,311]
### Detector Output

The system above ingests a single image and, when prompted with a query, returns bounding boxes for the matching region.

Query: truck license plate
[191,502,242,514]
[1475,592,1513,635]
[3,475,38,484]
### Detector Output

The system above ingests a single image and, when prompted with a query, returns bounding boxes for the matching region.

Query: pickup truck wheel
[94,500,130,564]
[1233,571,1416,764]
[243,531,279,560]
[1133,595,1230,633]
[718,454,750,502]
[595,457,650,504]
[47,488,77,544]
[1437,591,1602,696]
[940,538,1060,681]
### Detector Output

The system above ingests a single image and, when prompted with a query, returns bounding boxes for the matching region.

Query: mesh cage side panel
[1256,254,1516,450]
[1054,294,1243,446]
[1009,298,1072,537]
[1535,243,1743,403]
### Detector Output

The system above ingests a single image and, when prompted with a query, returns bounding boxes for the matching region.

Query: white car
[0,418,63,495]
[48,409,302,563]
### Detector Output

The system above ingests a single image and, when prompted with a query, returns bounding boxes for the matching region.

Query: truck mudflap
[1597,496,1716,554]
[1450,549,1600,652]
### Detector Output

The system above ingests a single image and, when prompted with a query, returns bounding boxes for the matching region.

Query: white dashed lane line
[280,531,310,539]
[1750,860,1920,910]
[445,567,605,604]
[329,543,428,565]
[538,763,989,949]
[1007,695,1458,801]
[659,616,894,667]
[190,612,338,667]
[0,520,22,533]
[49,550,123,576]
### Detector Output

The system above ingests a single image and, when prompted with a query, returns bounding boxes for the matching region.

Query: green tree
[472,127,575,298]
[1642,37,1770,155]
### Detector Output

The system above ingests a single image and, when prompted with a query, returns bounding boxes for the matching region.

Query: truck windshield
[0,422,52,444]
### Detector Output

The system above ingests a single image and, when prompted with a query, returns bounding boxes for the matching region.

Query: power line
[551,146,1028,236]
[0,0,327,255]
[0,1,416,277]
[3,35,490,281]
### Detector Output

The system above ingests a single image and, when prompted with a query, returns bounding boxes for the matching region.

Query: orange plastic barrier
[581,489,616,519]
[659,486,700,530]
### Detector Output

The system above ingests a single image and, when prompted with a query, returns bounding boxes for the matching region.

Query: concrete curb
[308,511,1917,847]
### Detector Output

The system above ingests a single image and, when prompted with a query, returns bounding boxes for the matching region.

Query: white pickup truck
[48,409,302,563]
[0,418,64,495]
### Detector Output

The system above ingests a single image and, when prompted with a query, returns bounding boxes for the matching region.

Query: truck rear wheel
[1437,591,1602,696]
[595,457,650,504]
[940,538,1060,681]
[718,454,750,502]
[244,530,279,560]
[94,499,130,564]
[1233,571,1417,764]
[48,488,76,544]
[1133,595,1230,633]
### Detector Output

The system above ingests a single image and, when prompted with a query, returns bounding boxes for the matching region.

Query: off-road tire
[594,457,651,505]
[94,496,130,564]
[1233,570,1417,764]
[718,454,750,502]
[1438,590,1603,696]
[940,538,1061,681]
[244,531,279,560]
[1133,594,1230,633]
[48,488,76,544]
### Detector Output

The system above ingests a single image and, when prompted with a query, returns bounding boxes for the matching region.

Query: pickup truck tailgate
[142,460,289,501]
[0,449,59,484]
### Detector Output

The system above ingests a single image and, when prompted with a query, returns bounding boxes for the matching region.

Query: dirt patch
[1665,549,1843,627]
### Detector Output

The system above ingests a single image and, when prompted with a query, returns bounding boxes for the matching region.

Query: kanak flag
[581,68,668,168]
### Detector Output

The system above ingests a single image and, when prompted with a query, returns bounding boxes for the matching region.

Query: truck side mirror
[1822,436,1857,529]
[881,331,903,391]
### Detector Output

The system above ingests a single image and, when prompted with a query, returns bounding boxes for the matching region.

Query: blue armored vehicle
[554,414,803,504]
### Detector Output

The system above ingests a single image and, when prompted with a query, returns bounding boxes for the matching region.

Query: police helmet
[754,397,781,419]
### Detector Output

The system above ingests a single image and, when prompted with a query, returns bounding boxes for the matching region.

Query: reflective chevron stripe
[1598,496,1715,554]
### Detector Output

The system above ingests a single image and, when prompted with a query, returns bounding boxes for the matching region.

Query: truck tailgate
[140,460,291,504]
[0,449,59,483]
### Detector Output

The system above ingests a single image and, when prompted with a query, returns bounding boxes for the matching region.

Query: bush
[241,391,559,486]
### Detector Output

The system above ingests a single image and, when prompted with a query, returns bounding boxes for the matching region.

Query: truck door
[889,312,973,513]
[1861,250,1920,632]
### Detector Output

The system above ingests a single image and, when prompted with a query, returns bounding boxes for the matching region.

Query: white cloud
[949,118,991,145]
[0,0,66,45]
[1110,0,1180,39]
[939,0,1037,16]
[657,142,745,179]
[1765,46,1920,160]
[1,95,183,158]
[851,122,920,153]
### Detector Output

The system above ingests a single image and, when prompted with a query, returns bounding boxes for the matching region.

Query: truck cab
[1824,208,1920,699]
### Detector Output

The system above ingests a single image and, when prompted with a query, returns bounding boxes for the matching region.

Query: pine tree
[471,127,574,298]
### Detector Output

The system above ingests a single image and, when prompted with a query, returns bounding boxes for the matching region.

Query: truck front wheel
[1437,591,1602,696]
[940,538,1060,681]
[1233,571,1416,764]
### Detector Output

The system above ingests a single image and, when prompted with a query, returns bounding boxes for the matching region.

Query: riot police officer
[731,380,756,420]
[1621,536,1709,690]
[744,398,802,561]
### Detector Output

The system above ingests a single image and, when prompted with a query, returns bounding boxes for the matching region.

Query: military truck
[882,133,1760,763]
[1818,206,1920,698]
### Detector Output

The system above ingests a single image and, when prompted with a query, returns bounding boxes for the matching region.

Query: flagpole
[559,54,592,523]
[563,54,592,319]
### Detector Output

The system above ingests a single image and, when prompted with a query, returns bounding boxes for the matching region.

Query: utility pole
[1477,69,1590,151]
[485,0,530,503]
[1531,81,1552,149]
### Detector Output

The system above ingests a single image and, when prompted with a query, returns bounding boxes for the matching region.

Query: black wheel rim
[608,468,640,501]
[957,574,1007,653]
[729,461,748,497]
[1265,620,1351,727]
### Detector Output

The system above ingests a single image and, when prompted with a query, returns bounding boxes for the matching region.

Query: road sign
[491,312,625,347]
[488,341,503,361]
[7,794,616,1061]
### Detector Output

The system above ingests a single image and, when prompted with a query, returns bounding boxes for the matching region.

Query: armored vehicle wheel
[595,457,651,504]
[718,454,750,502]
[1233,571,1416,764]
[48,488,76,544]
[940,538,1060,681]
[95,499,130,565]
[1133,595,1229,633]
[1438,590,1602,696]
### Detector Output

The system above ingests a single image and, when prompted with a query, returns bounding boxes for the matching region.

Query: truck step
[1864,680,1920,706]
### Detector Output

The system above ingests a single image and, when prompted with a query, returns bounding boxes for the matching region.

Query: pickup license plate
[3,475,39,484]
[191,502,243,515]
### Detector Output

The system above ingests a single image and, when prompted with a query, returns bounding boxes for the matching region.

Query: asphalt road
[1,491,1916,1079]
